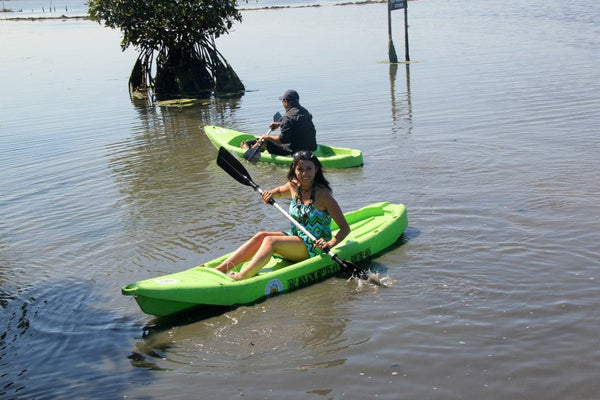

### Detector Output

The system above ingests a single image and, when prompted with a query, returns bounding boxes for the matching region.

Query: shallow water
[1,1,599,399]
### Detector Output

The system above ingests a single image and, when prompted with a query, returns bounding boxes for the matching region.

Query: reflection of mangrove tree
[88,0,245,101]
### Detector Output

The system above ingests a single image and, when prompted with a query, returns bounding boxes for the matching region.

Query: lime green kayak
[122,202,407,317]
[203,125,363,168]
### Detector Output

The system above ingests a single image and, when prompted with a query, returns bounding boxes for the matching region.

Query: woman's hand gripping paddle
[243,112,282,164]
[217,146,369,280]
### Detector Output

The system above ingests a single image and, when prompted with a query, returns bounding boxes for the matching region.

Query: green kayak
[203,125,364,168]
[122,202,407,317]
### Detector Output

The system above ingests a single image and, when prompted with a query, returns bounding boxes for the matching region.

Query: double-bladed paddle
[217,146,369,280]
[242,112,282,164]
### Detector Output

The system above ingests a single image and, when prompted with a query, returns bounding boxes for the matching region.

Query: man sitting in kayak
[242,89,317,155]
[214,151,350,280]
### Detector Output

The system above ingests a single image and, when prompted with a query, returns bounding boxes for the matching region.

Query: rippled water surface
[1,1,599,399]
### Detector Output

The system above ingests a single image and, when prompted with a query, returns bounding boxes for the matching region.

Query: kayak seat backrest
[315,145,336,157]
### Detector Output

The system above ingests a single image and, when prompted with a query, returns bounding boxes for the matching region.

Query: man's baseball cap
[279,89,299,102]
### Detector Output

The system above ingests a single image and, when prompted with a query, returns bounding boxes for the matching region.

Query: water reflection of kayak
[204,125,364,168]
[122,202,407,317]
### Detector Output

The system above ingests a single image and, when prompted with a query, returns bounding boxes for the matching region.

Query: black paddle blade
[242,139,263,164]
[217,147,255,188]
[332,254,369,280]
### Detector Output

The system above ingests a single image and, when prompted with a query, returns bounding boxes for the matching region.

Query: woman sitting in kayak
[214,151,350,280]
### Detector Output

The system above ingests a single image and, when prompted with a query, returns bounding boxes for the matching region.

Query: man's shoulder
[287,104,311,117]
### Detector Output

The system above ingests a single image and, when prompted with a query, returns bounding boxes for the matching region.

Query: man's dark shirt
[279,104,317,152]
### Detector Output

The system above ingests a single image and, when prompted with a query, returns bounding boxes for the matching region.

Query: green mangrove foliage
[88,0,245,100]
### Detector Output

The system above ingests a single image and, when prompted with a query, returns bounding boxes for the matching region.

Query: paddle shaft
[224,168,324,247]
[243,127,272,163]
[260,188,334,254]
[250,180,368,279]
[254,126,274,150]
[265,189,366,278]
[243,112,282,163]
[260,188,364,276]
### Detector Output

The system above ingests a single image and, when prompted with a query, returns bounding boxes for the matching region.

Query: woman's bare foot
[229,271,243,281]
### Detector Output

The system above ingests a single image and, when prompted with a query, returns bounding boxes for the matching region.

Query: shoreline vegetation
[1,0,386,21]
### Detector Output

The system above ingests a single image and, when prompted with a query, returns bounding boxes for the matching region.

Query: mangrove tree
[88,0,245,100]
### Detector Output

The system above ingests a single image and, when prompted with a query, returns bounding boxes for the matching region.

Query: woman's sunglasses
[293,150,315,161]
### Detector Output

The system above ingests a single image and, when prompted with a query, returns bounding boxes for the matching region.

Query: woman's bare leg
[231,235,309,280]
[214,232,285,273]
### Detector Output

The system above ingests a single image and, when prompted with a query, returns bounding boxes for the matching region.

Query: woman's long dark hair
[287,151,331,191]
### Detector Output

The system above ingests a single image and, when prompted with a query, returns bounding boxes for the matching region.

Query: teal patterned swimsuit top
[288,186,332,257]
